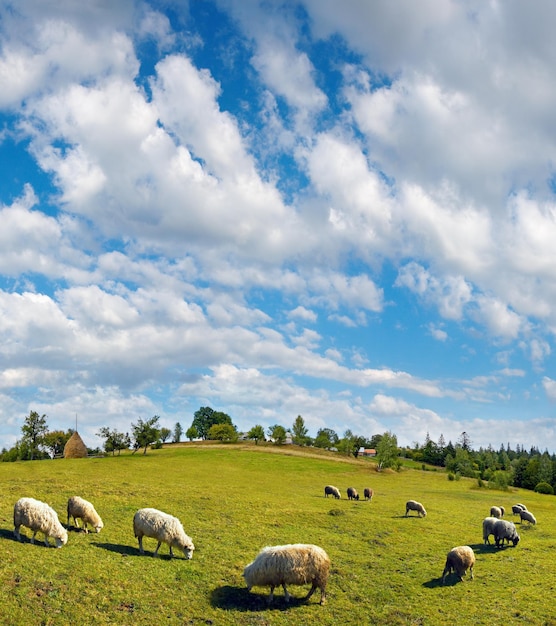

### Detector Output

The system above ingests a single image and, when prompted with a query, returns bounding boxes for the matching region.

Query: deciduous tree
[131,416,160,455]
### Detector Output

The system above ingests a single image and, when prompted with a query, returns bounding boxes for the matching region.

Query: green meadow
[0,443,555,625]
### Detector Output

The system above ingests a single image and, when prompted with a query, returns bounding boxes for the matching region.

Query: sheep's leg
[267,586,275,605]
[469,565,474,580]
[31,531,36,545]
[169,545,174,558]
[282,584,291,604]
[138,536,144,554]
[305,582,317,601]
[14,525,21,541]
[43,533,50,547]
[153,541,162,557]
[319,588,327,605]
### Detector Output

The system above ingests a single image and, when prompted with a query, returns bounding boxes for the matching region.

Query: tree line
[401,431,556,495]
[3,409,555,496]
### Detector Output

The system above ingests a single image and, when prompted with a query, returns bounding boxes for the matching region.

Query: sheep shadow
[210,586,313,612]
[1,528,58,548]
[93,542,142,557]
[93,542,191,560]
[424,573,475,588]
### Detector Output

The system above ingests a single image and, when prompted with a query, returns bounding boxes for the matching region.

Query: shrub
[448,472,455,481]
[534,481,554,495]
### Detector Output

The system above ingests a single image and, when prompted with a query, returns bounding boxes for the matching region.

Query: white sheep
[442,546,475,584]
[482,516,499,545]
[133,508,194,559]
[67,496,103,534]
[490,506,503,518]
[243,543,330,605]
[493,519,520,548]
[405,500,427,517]
[347,487,359,501]
[13,497,68,548]
[512,504,525,516]
[519,510,537,525]
[364,488,374,501]
[515,503,527,511]
[324,485,341,499]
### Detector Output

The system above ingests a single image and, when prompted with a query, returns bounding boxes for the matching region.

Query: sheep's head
[181,538,195,559]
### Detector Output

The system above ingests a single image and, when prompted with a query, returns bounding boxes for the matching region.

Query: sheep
[13,497,68,548]
[347,487,359,501]
[364,488,374,501]
[516,503,527,511]
[490,506,503,518]
[324,485,341,499]
[493,519,520,548]
[133,508,195,559]
[442,546,475,584]
[405,500,427,517]
[519,510,537,525]
[482,516,499,545]
[67,496,103,534]
[512,504,525,516]
[499,505,505,517]
[243,543,330,605]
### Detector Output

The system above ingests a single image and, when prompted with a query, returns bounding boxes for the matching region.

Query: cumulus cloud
[3,0,556,452]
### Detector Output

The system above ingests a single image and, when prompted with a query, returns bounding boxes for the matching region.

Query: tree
[21,411,48,460]
[97,427,130,455]
[173,422,183,443]
[191,406,233,440]
[314,428,339,450]
[43,430,71,458]
[292,415,309,446]
[267,424,287,445]
[208,423,238,442]
[186,425,198,441]
[458,431,472,452]
[131,416,160,455]
[375,431,399,470]
[247,425,266,444]
[159,427,172,443]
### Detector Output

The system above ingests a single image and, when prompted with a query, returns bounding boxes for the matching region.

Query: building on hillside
[359,448,377,457]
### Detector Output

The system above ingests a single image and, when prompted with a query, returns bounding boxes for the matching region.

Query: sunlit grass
[0,443,554,624]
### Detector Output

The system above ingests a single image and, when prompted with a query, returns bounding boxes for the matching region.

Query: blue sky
[1,0,556,452]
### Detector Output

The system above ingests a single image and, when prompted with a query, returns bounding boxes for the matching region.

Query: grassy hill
[0,443,554,625]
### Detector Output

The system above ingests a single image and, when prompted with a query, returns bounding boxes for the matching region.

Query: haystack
[64,431,88,458]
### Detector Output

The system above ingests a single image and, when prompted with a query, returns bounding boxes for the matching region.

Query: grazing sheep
[512,504,525,516]
[442,546,475,584]
[324,485,341,499]
[482,516,499,545]
[347,487,359,501]
[490,506,503,518]
[364,488,374,501]
[520,510,537,525]
[405,500,427,517]
[516,503,527,510]
[67,496,103,534]
[243,543,330,605]
[493,519,520,548]
[133,508,195,559]
[13,497,68,548]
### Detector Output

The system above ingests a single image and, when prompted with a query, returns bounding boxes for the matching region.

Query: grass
[0,443,555,625]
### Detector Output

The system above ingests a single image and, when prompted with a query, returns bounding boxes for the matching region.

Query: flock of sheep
[323,486,539,589]
[11,495,327,606]
[11,486,541,606]
[443,501,538,584]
